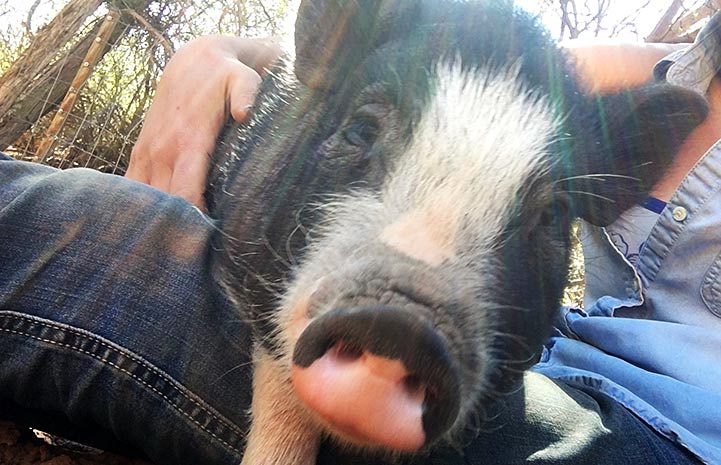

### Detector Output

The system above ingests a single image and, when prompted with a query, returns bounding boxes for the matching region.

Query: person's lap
[0,154,700,465]
[0,154,253,464]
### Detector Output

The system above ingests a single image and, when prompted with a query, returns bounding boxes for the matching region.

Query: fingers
[129,121,214,210]
[126,35,283,210]
[129,131,210,210]
[230,36,283,75]
[228,65,262,122]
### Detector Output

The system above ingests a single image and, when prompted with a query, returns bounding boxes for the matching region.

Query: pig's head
[209,0,708,457]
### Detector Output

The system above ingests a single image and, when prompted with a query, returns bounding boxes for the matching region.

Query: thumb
[227,64,263,122]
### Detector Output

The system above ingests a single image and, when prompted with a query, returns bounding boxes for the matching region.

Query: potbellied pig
[204,0,707,463]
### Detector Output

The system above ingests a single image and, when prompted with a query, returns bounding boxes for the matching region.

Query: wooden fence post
[34,9,120,163]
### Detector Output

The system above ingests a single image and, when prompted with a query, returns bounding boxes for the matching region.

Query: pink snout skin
[291,344,427,452]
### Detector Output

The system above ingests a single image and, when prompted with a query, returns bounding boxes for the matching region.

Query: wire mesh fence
[0,0,291,174]
[7,9,143,173]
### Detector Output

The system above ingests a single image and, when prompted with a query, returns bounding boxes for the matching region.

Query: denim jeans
[0,154,702,465]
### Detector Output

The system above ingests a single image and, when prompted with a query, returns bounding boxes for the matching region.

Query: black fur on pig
[205,0,707,453]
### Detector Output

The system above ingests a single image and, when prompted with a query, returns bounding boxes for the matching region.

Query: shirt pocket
[701,256,721,318]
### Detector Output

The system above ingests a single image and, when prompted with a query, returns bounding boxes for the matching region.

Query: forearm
[562,40,687,93]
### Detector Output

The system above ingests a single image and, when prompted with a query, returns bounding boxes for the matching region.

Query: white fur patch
[380,63,560,260]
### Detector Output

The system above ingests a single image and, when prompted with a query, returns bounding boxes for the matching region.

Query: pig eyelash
[214,308,278,334]
[198,211,240,243]
[284,223,306,268]
[255,235,294,270]
[486,304,534,314]
[490,325,536,348]
[561,190,616,204]
[470,377,525,412]
[460,407,502,436]
[554,174,645,208]
[493,354,540,374]
[554,173,641,184]
[227,250,285,290]
[485,330,536,363]
[212,361,255,385]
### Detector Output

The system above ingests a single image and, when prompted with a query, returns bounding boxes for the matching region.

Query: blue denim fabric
[535,13,721,465]
[0,155,253,464]
[0,155,703,465]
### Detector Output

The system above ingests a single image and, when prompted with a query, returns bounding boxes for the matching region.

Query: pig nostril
[420,383,441,413]
[330,340,364,362]
[402,374,427,400]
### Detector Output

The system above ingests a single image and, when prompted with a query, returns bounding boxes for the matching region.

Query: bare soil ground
[0,420,152,465]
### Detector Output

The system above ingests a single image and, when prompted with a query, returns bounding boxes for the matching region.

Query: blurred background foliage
[0,0,292,172]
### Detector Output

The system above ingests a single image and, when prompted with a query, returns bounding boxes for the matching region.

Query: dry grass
[563,224,586,308]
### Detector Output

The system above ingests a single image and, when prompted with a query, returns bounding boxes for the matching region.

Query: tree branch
[24,0,43,39]
[646,0,684,42]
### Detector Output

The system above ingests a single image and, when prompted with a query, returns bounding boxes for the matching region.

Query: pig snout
[290,306,461,452]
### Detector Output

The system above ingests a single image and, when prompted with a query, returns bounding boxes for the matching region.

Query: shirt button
[672,206,688,222]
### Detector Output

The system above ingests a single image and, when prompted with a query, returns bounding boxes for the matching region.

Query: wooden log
[0,0,103,120]
[646,0,718,43]
[34,10,120,162]
[0,0,157,153]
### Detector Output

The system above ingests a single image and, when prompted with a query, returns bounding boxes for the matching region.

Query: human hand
[126,35,282,210]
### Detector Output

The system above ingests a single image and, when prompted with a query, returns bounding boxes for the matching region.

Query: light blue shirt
[534,13,721,465]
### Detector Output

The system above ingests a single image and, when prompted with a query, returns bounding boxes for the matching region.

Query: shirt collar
[654,11,721,94]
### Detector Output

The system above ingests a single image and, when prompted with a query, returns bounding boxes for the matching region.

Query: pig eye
[342,116,380,148]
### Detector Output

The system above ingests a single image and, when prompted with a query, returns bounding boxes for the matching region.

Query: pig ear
[294,0,413,88]
[564,85,708,226]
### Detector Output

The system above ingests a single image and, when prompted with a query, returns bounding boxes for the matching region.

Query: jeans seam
[0,312,244,455]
